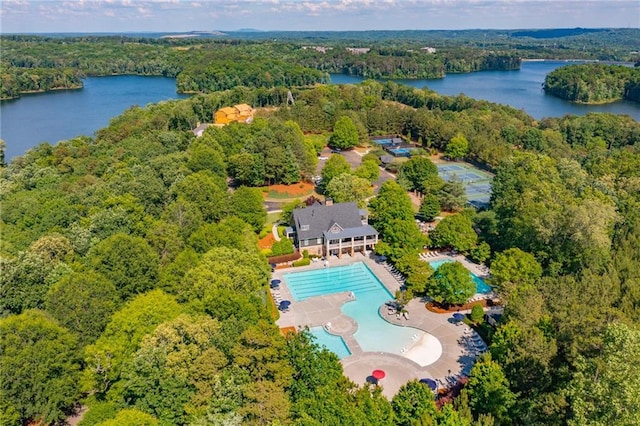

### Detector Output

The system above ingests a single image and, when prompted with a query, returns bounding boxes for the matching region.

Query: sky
[1,0,638,34]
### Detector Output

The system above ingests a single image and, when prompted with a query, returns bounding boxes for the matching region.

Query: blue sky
[1,1,638,33]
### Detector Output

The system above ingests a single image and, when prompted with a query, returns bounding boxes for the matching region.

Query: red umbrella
[372,369,386,380]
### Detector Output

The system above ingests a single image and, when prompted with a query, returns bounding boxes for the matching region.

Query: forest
[2,27,640,99]
[544,63,640,104]
[1,65,640,425]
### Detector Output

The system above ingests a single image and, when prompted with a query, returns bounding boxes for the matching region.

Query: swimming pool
[429,259,492,294]
[308,326,351,359]
[283,262,439,362]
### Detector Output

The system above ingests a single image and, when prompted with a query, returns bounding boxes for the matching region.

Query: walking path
[273,253,489,398]
[271,223,281,241]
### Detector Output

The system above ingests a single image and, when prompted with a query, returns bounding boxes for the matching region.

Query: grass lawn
[267,211,281,224]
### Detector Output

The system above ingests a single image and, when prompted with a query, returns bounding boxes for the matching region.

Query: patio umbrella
[372,369,386,380]
[453,313,465,322]
[420,378,437,391]
[278,300,291,310]
[270,279,281,289]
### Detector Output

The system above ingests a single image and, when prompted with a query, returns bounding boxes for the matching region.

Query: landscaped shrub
[470,304,484,323]
[292,258,311,267]
[260,248,272,257]
[271,238,294,256]
[302,250,309,258]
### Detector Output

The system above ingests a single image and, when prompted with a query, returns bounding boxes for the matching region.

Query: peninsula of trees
[544,63,640,104]
[2,27,640,99]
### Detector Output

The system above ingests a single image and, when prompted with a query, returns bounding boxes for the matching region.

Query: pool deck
[273,252,493,399]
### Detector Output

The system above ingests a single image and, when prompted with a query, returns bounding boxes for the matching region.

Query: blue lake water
[0,76,189,161]
[331,61,640,121]
[2,61,638,162]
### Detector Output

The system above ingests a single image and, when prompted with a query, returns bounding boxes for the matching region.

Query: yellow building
[214,106,238,125]
[214,104,255,125]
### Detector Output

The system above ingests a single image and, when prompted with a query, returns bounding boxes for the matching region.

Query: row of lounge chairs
[459,328,487,355]
[419,251,441,260]
[382,262,405,283]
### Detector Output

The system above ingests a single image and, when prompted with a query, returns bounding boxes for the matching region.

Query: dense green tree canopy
[83,290,183,396]
[87,233,159,300]
[431,213,478,253]
[368,180,415,237]
[329,116,360,150]
[324,173,374,208]
[321,154,351,189]
[45,270,119,347]
[490,248,542,290]
[445,133,470,160]
[419,193,441,221]
[568,323,640,426]
[397,156,439,192]
[0,310,81,426]
[467,355,516,425]
[427,261,476,305]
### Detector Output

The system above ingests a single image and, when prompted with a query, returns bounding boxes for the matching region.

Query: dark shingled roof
[292,202,371,241]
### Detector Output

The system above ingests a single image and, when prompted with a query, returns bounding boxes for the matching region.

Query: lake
[331,60,640,121]
[1,62,639,161]
[0,76,189,161]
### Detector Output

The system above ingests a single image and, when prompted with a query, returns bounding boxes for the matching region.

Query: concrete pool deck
[273,253,489,399]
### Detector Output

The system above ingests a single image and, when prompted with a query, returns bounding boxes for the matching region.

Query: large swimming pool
[308,326,352,359]
[283,262,433,358]
[429,259,492,294]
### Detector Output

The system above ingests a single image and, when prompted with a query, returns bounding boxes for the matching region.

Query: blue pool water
[308,326,352,359]
[429,260,492,294]
[283,262,424,354]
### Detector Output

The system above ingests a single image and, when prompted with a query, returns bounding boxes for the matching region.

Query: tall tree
[431,213,478,253]
[329,116,359,150]
[229,186,267,232]
[368,180,415,237]
[83,290,183,396]
[391,380,438,426]
[45,270,119,347]
[419,193,441,221]
[490,248,542,290]
[427,261,476,305]
[445,133,470,160]
[568,323,640,426]
[325,173,374,208]
[87,233,159,300]
[0,310,81,426]
[397,156,439,192]
[321,154,351,190]
[467,355,516,425]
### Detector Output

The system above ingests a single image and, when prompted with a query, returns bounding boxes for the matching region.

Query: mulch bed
[279,326,297,337]
[425,298,499,313]
[258,233,275,250]
[265,182,315,198]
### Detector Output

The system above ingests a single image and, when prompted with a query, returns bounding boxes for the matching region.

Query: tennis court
[436,161,493,208]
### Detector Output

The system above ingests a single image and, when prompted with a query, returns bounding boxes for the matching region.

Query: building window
[301,225,309,231]
[316,238,322,244]
[303,239,309,246]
